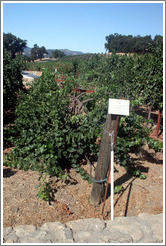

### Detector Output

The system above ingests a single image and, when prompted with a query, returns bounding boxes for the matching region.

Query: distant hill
[23,47,84,57]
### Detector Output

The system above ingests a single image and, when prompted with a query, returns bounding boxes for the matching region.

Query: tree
[3,33,27,58]
[3,49,26,112]
[52,49,66,58]
[104,33,161,54]
[31,44,48,61]
[153,35,163,47]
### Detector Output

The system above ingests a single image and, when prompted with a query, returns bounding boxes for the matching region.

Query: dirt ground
[3,104,163,228]
[3,134,163,228]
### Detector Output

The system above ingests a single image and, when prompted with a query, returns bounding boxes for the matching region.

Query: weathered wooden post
[90,99,130,207]
[156,110,162,137]
[90,113,117,205]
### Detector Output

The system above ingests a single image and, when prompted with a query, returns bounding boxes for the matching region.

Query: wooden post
[102,115,120,215]
[156,110,162,137]
[147,105,152,120]
[90,114,117,205]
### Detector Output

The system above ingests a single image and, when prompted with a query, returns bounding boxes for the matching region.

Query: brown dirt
[3,137,163,228]
[3,107,163,228]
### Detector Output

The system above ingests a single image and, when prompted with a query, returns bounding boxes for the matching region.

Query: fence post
[90,114,117,205]
[156,110,162,137]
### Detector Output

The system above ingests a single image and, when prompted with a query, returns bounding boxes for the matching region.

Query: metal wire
[85,155,107,183]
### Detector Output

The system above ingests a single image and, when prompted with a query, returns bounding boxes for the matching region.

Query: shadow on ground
[3,168,17,178]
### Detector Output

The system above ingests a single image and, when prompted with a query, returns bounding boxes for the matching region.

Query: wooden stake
[156,110,162,137]
[90,114,117,205]
[147,105,152,120]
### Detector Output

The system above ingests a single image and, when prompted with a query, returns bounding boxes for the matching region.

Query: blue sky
[2,1,164,53]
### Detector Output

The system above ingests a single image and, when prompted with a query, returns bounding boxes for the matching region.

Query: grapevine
[4,45,163,201]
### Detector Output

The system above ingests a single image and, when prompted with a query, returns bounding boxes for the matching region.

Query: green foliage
[114,108,162,176]
[37,182,51,201]
[4,47,163,200]
[36,174,52,201]
[4,70,100,180]
[3,49,26,111]
[58,53,97,62]
[31,44,48,60]
[72,59,79,77]
[139,174,147,180]
[72,164,92,183]
[114,185,123,194]
[3,33,27,58]
[26,60,74,75]
[105,33,163,54]
[52,49,66,58]
[78,50,163,111]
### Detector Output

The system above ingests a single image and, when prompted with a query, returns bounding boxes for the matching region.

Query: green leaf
[133,170,141,177]
[139,174,147,180]
[114,185,123,194]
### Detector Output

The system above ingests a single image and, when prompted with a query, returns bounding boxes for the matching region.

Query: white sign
[108,98,130,116]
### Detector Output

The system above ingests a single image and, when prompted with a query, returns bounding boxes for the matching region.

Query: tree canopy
[31,44,48,60]
[3,33,27,58]
[105,33,163,53]
[52,49,66,58]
